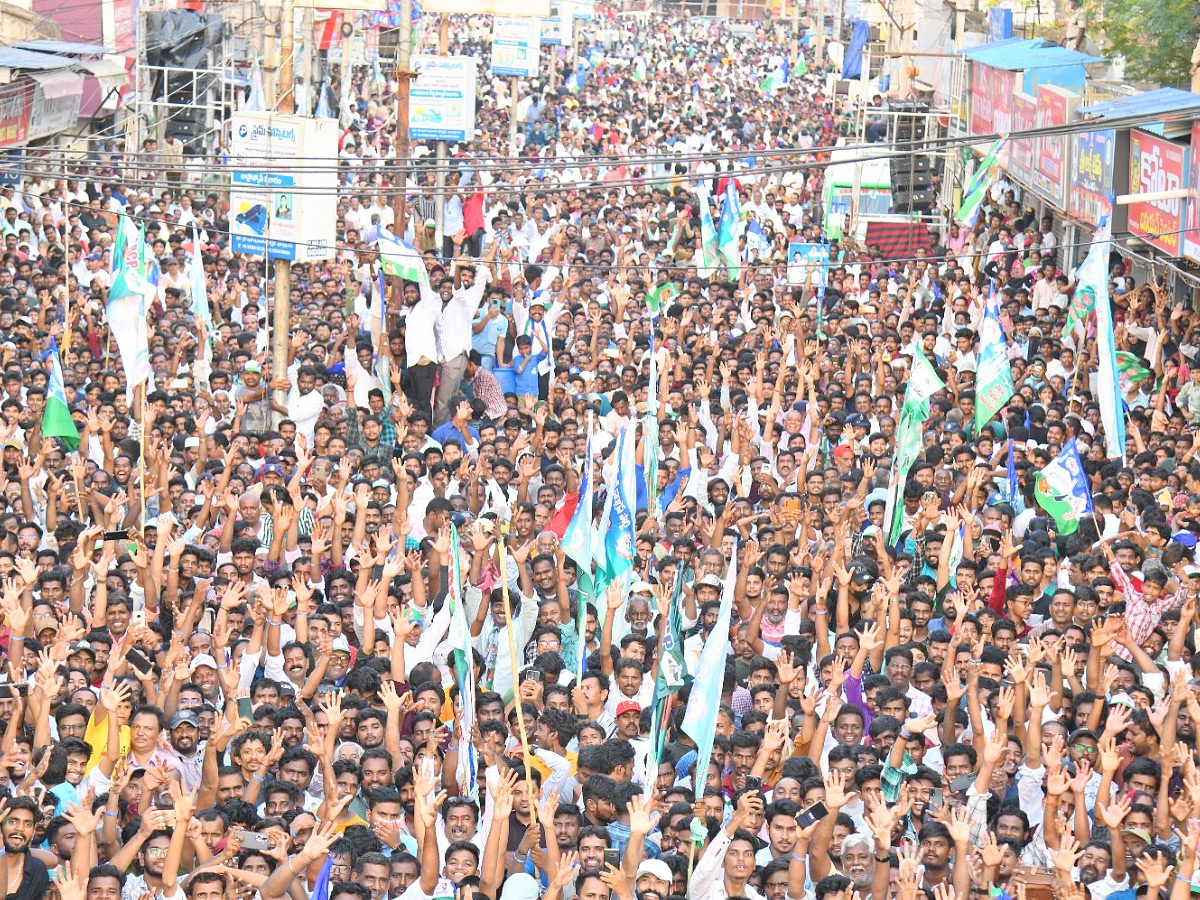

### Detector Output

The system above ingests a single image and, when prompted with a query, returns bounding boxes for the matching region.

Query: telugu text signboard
[229,112,339,262]
[1128,130,1188,257]
[1068,129,1115,229]
[409,55,478,142]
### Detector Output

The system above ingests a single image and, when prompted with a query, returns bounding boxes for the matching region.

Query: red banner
[969,63,993,137]
[1184,122,1200,262]
[1129,130,1188,256]
[0,82,30,149]
[1007,91,1036,183]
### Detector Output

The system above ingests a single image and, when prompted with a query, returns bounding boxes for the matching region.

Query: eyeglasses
[330,865,352,877]
[1071,743,1098,755]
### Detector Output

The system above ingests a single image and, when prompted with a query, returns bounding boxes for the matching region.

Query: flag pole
[575,410,594,683]
[139,384,147,534]
[497,521,536,800]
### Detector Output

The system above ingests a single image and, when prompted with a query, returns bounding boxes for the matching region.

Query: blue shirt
[472,309,508,357]
[432,421,480,448]
[513,352,545,398]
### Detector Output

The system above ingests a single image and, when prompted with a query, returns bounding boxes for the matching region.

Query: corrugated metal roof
[12,40,109,56]
[1079,87,1200,119]
[960,37,1102,70]
[0,46,77,70]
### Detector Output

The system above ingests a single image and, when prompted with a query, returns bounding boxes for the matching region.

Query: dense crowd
[0,13,1192,900]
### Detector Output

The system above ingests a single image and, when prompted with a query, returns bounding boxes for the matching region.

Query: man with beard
[633,860,671,900]
[838,834,876,896]
[687,791,763,900]
[1076,841,1122,898]
[167,710,203,791]
[0,797,49,900]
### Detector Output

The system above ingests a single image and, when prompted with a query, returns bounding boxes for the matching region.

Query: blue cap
[1173,531,1199,548]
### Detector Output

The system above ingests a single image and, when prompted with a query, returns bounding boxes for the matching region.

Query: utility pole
[271,0,295,426]
[394,0,414,238]
[510,76,520,157]
[814,0,826,69]
[433,14,449,251]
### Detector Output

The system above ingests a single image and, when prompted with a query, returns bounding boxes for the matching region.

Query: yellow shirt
[85,710,130,770]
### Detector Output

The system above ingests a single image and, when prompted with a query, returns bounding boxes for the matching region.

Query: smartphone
[521,668,544,684]
[127,648,153,675]
[236,696,254,720]
[238,831,272,851]
[928,787,944,811]
[103,531,127,542]
[744,775,762,795]
[131,609,146,628]
[393,446,405,459]
[950,774,975,793]
[603,849,621,870]
[0,684,13,700]
[782,497,801,516]
[795,801,828,828]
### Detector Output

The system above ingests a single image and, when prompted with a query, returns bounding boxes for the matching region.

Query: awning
[959,37,1102,70]
[12,40,109,56]
[0,47,76,71]
[1079,87,1200,118]
[1078,87,1200,137]
[78,58,128,117]
[30,70,83,100]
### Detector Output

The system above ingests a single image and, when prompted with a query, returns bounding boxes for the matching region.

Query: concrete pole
[394,0,414,238]
[815,0,826,68]
[434,14,449,252]
[272,0,295,426]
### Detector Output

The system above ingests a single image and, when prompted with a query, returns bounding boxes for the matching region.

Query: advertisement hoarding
[1184,121,1200,262]
[1129,130,1188,257]
[1029,84,1075,211]
[492,17,541,77]
[1006,91,1037,185]
[1068,129,1115,228]
[229,112,339,262]
[409,55,478,142]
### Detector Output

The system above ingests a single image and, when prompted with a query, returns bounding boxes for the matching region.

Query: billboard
[409,55,477,142]
[27,73,84,142]
[1068,129,1115,228]
[1006,91,1037,185]
[492,17,541,77]
[1128,130,1188,257]
[1029,84,1075,211]
[1184,121,1200,263]
[969,63,994,137]
[228,112,339,262]
[0,83,31,149]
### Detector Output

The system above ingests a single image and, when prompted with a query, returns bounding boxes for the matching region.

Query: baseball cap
[695,573,722,590]
[170,710,201,729]
[1185,566,1200,578]
[330,635,352,656]
[616,701,642,718]
[637,861,673,883]
[188,654,218,673]
[244,360,262,373]
[261,463,284,478]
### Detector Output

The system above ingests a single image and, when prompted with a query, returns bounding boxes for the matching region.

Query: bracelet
[103,810,117,818]
[899,728,912,739]
[1179,877,1194,886]
[448,744,460,751]
[265,619,280,627]
[253,773,265,783]
[11,637,23,643]
[876,856,890,863]
[813,609,827,616]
